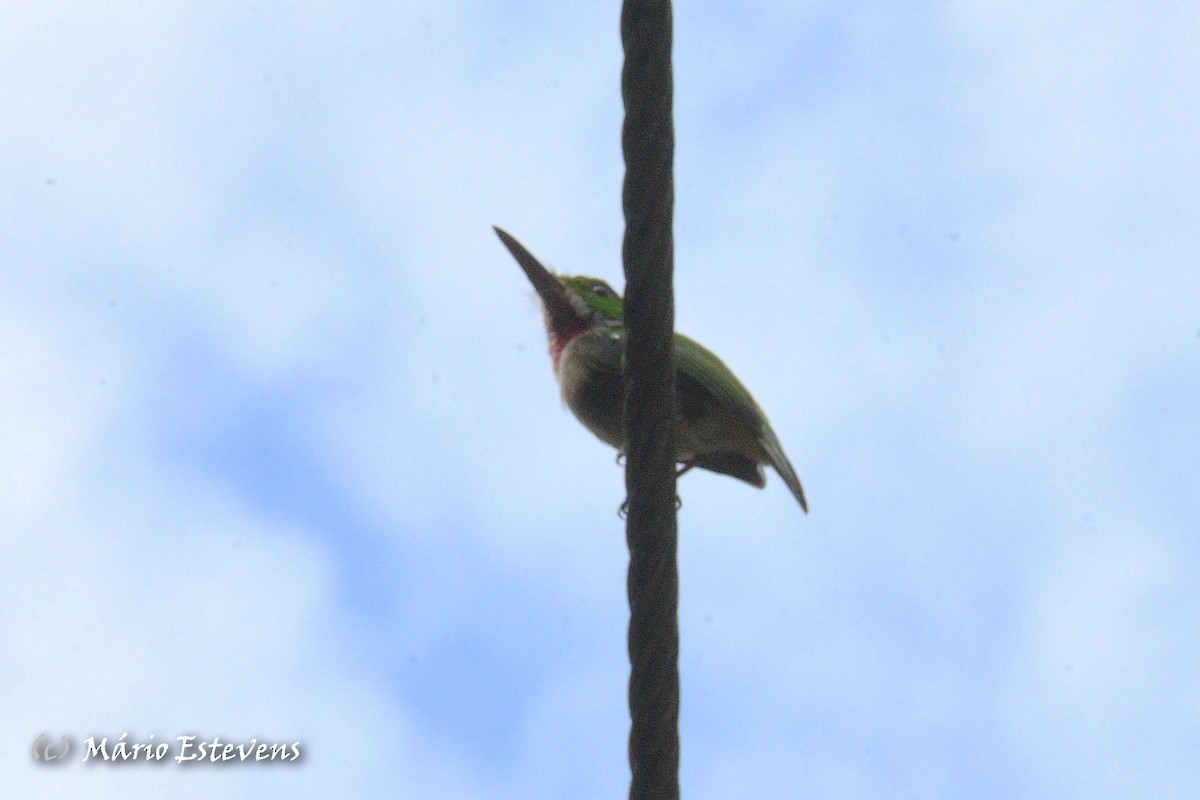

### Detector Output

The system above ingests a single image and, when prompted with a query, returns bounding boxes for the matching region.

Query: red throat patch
[543,300,590,369]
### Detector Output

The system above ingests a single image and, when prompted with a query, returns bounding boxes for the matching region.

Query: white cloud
[4,3,1200,798]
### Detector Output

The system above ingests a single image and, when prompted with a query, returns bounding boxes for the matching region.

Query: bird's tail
[762,426,808,513]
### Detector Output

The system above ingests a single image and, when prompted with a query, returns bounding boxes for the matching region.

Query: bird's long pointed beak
[493,226,568,307]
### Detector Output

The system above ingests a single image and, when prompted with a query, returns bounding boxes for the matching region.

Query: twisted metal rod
[620,2,679,798]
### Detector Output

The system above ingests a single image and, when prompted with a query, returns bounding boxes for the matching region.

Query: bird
[494,226,808,513]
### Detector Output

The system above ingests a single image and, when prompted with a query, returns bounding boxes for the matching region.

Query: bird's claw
[617,495,682,517]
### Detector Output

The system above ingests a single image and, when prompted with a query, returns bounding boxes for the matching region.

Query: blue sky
[4,3,1199,798]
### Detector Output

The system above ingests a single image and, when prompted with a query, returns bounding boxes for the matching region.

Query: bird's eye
[592,283,614,298]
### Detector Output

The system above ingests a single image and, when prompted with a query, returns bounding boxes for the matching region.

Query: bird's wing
[674,333,808,511]
[673,332,766,433]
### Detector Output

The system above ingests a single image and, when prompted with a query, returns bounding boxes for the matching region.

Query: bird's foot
[617,495,682,518]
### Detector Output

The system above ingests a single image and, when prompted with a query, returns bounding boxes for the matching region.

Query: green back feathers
[562,275,764,429]
[673,332,766,430]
